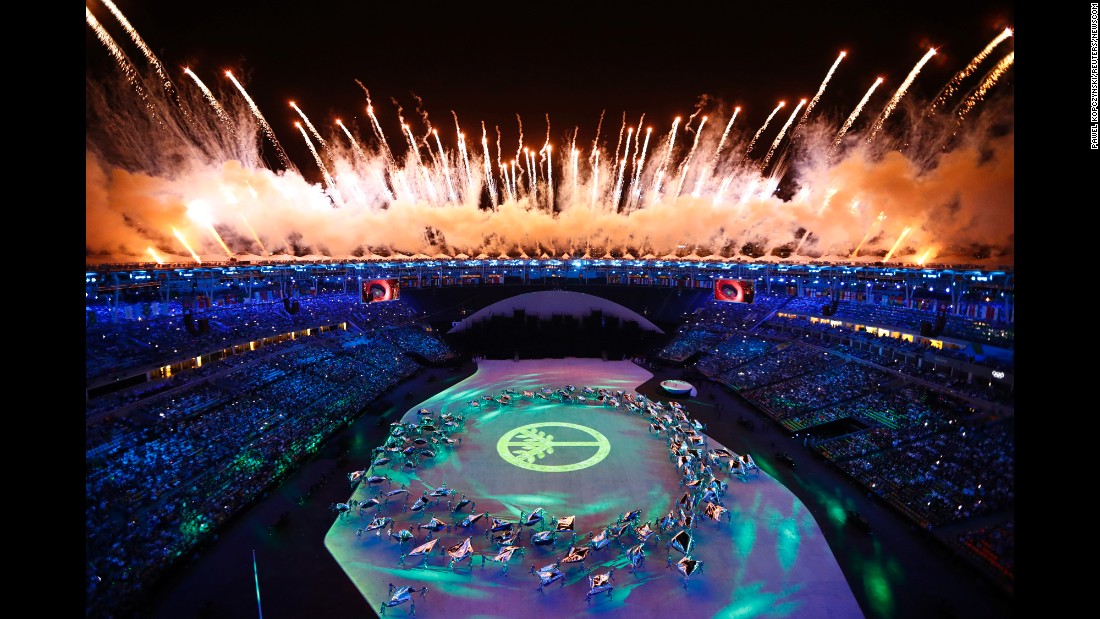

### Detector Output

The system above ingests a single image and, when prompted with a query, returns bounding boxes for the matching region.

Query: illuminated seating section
[779,296,1013,349]
[85,305,452,618]
[654,298,1013,589]
[657,326,727,363]
[741,361,893,431]
[87,290,1013,614]
[830,419,1014,527]
[694,333,775,377]
[715,345,834,391]
[737,307,1014,407]
[655,294,789,363]
[86,294,371,383]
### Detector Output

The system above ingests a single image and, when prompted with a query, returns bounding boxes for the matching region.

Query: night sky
[86,0,1015,180]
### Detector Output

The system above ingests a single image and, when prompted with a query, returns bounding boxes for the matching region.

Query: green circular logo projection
[497,422,611,472]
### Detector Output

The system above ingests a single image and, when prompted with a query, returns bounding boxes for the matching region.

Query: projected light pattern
[496,422,611,472]
[324,358,864,618]
[86,4,1013,266]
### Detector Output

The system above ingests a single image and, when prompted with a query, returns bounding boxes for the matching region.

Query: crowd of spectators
[657,328,726,363]
[714,344,834,392]
[827,418,1014,528]
[87,294,360,383]
[825,384,947,430]
[88,287,1013,611]
[779,296,1014,351]
[86,300,456,618]
[741,361,894,432]
[694,333,777,378]
[654,295,1013,589]
[655,294,790,362]
[757,313,1014,409]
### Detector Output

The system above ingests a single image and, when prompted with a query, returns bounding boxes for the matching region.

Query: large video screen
[714,279,754,304]
[362,278,400,303]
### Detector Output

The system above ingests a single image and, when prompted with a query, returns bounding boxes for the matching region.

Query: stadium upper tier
[87,257,1013,301]
[87,258,1013,399]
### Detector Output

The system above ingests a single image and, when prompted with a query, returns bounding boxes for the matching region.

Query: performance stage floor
[325,358,864,618]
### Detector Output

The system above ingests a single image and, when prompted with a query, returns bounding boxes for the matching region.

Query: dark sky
[86,0,1015,182]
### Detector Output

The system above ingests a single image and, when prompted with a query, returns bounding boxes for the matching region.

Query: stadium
[85,257,1014,618]
[86,3,1013,618]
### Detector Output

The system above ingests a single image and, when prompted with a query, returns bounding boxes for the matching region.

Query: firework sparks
[743,101,784,160]
[185,68,232,127]
[630,127,654,207]
[239,214,267,255]
[674,115,707,199]
[794,229,812,255]
[86,3,1013,266]
[296,123,336,196]
[794,51,846,138]
[761,99,807,171]
[694,106,740,197]
[833,77,884,150]
[570,146,579,202]
[818,187,840,216]
[652,116,681,196]
[358,82,396,166]
[589,149,600,208]
[336,119,367,161]
[172,227,202,263]
[524,147,536,203]
[613,127,633,207]
[480,131,496,209]
[226,70,295,170]
[868,47,937,143]
[207,225,235,259]
[290,101,327,148]
[86,8,149,106]
[851,211,887,258]
[455,120,474,195]
[930,27,1013,114]
[916,247,937,265]
[433,129,457,202]
[955,51,1014,122]
[625,114,646,206]
[883,226,912,262]
[98,0,176,99]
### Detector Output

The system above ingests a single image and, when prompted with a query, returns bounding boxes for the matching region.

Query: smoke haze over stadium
[86,1,1014,266]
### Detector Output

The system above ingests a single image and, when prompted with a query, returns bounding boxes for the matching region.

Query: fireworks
[867,47,938,144]
[86,3,1013,267]
[929,28,1014,115]
[761,100,807,172]
[794,51,846,141]
[833,78,884,150]
[291,102,327,148]
[743,102,784,161]
[955,52,1015,123]
[172,228,201,263]
[226,70,294,170]
[883,226,912,262]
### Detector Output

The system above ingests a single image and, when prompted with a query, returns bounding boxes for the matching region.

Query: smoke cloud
[86,22,1013,267]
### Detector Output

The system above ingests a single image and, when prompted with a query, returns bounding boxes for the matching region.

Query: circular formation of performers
[337,383,760,611]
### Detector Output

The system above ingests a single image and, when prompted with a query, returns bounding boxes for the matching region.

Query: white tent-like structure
[448,290,664,335]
